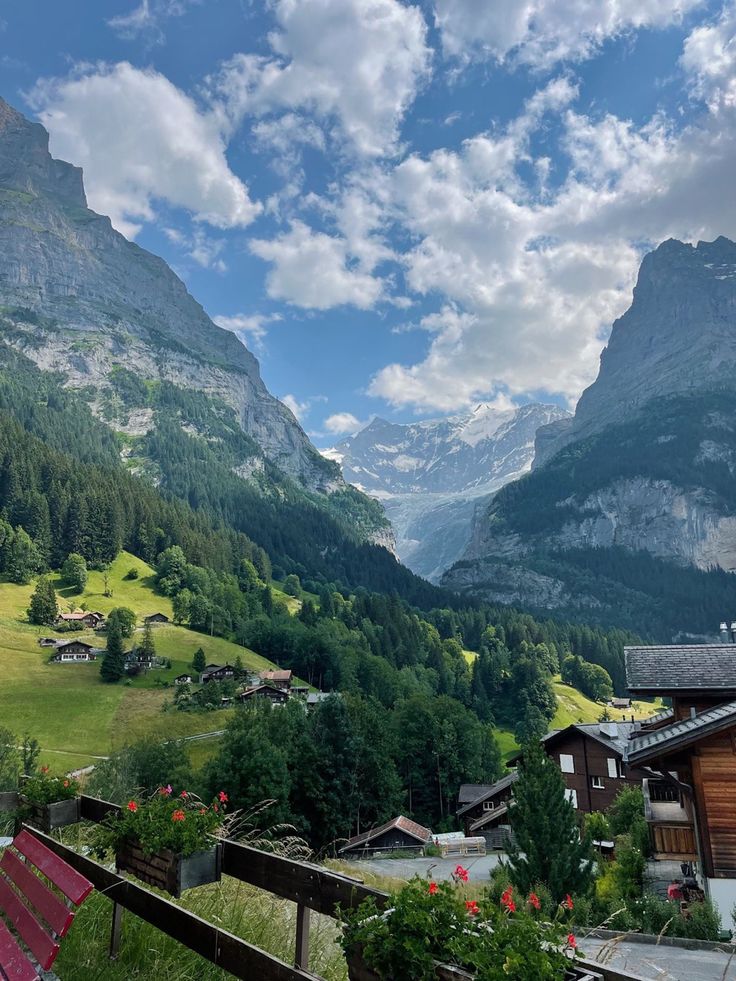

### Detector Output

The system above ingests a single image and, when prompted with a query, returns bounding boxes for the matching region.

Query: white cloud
[681,2,736,111]
[434,0,703,67]
[214,312,282,347]
[324,412,365,435]
[281,393,327,421]
[249,220,384,309]
[369,63,736,412]
[108,0,196,42]
[30,62,260,238]
[213,0,431,157]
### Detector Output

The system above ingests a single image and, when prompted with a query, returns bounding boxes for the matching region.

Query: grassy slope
[0,552,278,769]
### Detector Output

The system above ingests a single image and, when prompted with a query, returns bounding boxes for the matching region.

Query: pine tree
[27,575,58,626]
[137,622,156,661]
[100,616,126,683]
[192,647,207,673]
[505,740,594,901]
[61,552,88,593]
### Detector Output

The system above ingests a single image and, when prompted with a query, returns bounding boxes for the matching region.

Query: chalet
[609,697,632,710]
[200,664,235,684]
[339,816,432,857]
[259,669,292,691]
[50,641,97,663]
[238,684,289,707]
[457,772,518,846]
[38,638,57,648]
[624,639,736,922]
[55,611,105,630]
[306,692,333,710]
[145,613,170,625]
[174,674,192,686]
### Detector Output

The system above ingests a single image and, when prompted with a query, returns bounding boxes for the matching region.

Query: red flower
[567,933,577,949]
[454,865,469,882]
[172,809,186,822]
[562,894,574,910]
[40,765,49,774]
[501,887,516,912]
[126,800,138,812]
[63,779,70,788]
[218,791,228,803]
[528,892,541,910]
[213,803,219,813]
[465,900,480,916]
[180,791,188,798]
[428,882,438,895]
[199,808,207,815]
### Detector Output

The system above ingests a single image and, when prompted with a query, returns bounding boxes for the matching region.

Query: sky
[2,0,736,446]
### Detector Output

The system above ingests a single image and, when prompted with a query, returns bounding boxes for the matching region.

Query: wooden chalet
[457,773,517,847]
[238,684,289,707]
[55,611,105,630]
[339,815,432,857]
[259,668,292,691]
[200,664,235,684]
[624,640,736,921]
[145,613,170,624]
[174,674,192,685]
[38,637,57,647]
[50,640,97,662]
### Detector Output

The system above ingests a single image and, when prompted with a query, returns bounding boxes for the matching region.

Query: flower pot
[346,947,601,981]
[115,840,221,898]
[20,796,81,833]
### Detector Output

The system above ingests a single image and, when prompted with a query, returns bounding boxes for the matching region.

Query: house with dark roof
[259,669,292,691]
[457,772,518,844]
[624,638,736,924]
[145,613,170,624]
[339,816,432,857]
[200,664,235,684]
[238,684,290,707]
[50,640,97,662]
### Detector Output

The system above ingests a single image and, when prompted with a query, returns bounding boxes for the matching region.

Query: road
[342,853,503,883]
[583,936,736,980]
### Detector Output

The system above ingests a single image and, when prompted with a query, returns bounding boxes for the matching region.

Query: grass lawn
[0,552,283,768]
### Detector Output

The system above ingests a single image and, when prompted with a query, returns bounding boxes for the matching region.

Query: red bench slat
[1,851,74,938]
[0,876,59,971]
[0,915,39,981]
[12,830,93,906]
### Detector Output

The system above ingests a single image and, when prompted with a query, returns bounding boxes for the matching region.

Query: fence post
[109,901,123,959]
[295,903,310,970]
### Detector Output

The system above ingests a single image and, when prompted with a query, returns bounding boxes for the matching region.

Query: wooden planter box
[116,841,221,898]
[20,796,81,833]
[346,947,603,981]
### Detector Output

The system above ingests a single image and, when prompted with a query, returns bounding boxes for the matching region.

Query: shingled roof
[625,644,736,693]
[339,815,432,853]
[626,700,736,765]
[457,772,518,817]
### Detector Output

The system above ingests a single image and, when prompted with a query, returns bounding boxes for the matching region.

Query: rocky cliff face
[443,238,736,623]
[0,97,335,493]
[331,402,568,580]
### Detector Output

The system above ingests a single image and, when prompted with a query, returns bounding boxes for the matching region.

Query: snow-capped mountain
[330,402,570,581]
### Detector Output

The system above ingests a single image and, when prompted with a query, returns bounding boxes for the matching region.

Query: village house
[200,664,235,684]
[55,611,105,630]
[50,640,97,663]
[38,637,57,648]
[174,674,192,686]
[339,816,432,858]
[624,637,736,922]
[238,684,289,707]
[259,668,292,691]
[144,613,170,625]
[457,773,518,844]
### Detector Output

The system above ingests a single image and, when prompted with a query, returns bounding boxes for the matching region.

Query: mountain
[0,96,392,555]
[330,402,569,581]
[442,237,736,638]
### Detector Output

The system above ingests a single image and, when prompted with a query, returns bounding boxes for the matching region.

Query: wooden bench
[0,828,94,980]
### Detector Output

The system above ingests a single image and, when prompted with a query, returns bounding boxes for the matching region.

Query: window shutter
[607,758,618,779]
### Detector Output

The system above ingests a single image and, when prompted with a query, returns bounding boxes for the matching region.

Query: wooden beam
[294,904,310,970]
[26,827,318,981]
[0,792,19,812]
[220,840,388,917]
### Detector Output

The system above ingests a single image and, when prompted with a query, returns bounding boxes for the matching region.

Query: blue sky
[2,0,736,445]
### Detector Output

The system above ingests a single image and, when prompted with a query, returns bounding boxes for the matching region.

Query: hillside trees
[101,616,126,683]
[61,552,88,593]
[27,575,58,626]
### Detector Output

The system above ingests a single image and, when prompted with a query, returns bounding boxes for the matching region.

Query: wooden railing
[0,793,648,980]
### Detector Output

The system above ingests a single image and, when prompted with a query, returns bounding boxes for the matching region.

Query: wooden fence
[0,793,648,981]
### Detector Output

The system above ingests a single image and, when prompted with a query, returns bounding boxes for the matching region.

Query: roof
[458,783,495,806]
[339,815,432,852]
[145,612,169,620]
[58,611,101,620]
[239,684,287,698]
[174,673,191,680]
[508,720,635,765]
[306,692,332,704]
[626,700,736,765]
[260,669,292,681]
[457,772,518,817]
[56,640,94,650]
[469,803,510,832]
[626,644,736,693]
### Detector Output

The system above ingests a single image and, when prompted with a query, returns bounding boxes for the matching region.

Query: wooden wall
[692,731,736,878]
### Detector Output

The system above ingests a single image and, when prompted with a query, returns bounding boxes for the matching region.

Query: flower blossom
[63,779,70,788]
[454,865,469,882]
[465,900,480,916]
[562,894,574,910]
[528,892,541,909]
[172,809,186,822]
[501,887,516,912]
[218,791,228,803]
[180,791,188,798]
[127,800,138,812]
[40,765,49,774]
[428,882,438,895]
[567,933,577,949]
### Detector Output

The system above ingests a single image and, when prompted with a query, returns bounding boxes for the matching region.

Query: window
[482,801,495,812]
[649,781,680,804]
[591,776,604,790]
[607,758,619,779]
[565,788,578,808]
[559,754,575,774]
